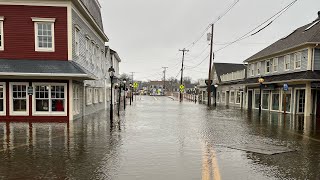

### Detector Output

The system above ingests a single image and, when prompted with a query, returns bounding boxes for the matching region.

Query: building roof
[110,49,122,62]
[79,0,104,30]
[213,63,246,82]
[245,71,320,84]
[0,59,95,80]
[245,14,320,62]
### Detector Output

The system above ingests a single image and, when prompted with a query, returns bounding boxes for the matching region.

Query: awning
[0,59,96,80]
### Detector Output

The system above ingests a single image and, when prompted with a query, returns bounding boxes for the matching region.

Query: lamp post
[108,66,115,124]
[129,83,132,105]
[258,77,265,114]
[116,83,121,116]
[195,85,198,104]
[214,84,218,106]
[123,79,127,110]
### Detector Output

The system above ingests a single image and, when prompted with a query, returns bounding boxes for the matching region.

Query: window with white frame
[73,85,80,115]
[99,88,103,103]
[217,92,220,103]
[273,58,278,72]
[250,64,254,76]
[221,92,225,102]
[10,83,28,115]
[86,87,93,105]
[0,17,4,51]
[0,83,5,114]
[294,52,301,69]
[94,88,98,104]
[86,37,90,62]
[33,84,67,115]
[75,28,80,56]
[32,18,55,52]
[91,42,95,64]
[257,62,261,75]
[285,55,290,70]
[265,60,270,73]
[230,91,235,103]
[101,51,104,71]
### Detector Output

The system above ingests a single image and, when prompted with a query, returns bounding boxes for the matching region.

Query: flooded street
[1,96,320,179]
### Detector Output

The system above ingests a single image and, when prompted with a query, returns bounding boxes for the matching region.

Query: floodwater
[1,96,320,179]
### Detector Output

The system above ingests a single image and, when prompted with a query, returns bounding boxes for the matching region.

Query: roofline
[246,78,320,86]
[0,72,94,79]
[73,0,109,42]
[244,42,320,63]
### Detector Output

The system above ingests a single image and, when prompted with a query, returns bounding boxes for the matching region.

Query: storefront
[0,59,93,122]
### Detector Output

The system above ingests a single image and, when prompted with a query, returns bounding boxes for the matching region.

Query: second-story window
[257,62,261,75]
[294,52,301,69]
[91,42,95,64]
[250,64,254,76]
[285,55,290,71]
[85,37,90,62]
[265,60,270,74]
[0,16,4,51]
[32,18,55,52]
[75,28,80,56]
[273,58,278,72]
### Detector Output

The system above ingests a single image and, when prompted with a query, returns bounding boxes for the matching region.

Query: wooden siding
[0,5,68,60]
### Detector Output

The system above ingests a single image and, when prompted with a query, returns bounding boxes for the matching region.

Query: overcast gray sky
[100,0,320,81]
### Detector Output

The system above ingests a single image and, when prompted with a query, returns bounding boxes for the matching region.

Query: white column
[69,80,73,121]
[304,82,312,117]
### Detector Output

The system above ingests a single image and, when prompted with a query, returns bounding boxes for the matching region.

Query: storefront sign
[28,86,33,95]
[283,84,289,91]
[262,84,275,90]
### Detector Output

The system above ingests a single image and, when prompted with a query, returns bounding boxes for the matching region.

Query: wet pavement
[1,96,320,179]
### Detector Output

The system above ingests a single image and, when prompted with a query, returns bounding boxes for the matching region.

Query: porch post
[304,82,312,117]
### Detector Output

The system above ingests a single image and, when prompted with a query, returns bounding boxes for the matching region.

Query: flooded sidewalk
[1,96,320,179]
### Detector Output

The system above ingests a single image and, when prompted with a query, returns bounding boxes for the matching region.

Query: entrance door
[226,91,230,106]
[248,90,253,109]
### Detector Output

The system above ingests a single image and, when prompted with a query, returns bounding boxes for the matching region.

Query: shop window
[221,92,225,102]
[10,83,28,115]
[33,84,66,115]
[93,88,98,104]
[236,91,241,104]
[230,91,235,103]
[99,88,104,103]
[35,85,49,112]
[86,88,93,105]
[254,91,260,109]
[262,91,270,110]
[271,91,280,110]
[73,85,80,115]
[297,89,305,113]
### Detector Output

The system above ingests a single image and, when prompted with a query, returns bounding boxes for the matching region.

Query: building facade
[0,0,112,122]
[244,12,320,117]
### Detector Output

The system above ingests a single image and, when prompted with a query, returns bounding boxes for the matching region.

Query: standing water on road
[1,96,320,179]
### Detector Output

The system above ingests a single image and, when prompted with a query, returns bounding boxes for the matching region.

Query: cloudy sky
[100,0,319,82]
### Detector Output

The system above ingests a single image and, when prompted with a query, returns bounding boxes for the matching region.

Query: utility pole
[162,67,168,95]
[207,24,214,107]
[179,48,189,102]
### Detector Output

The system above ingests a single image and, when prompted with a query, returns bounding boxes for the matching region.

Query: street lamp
[258,77,265,114]
[123,79,127,110]
[214,84,218,106]
[108,66,115,124]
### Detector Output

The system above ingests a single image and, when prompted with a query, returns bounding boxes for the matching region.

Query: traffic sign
[179,85,185,92]
[133,82,139,89]
[205,80,213,85]
[283,84,289,91]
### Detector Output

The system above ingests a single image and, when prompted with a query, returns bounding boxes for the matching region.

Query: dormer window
[285,55,290,71]
[273,58,278,72]
[250,64,254,76]
[257,62,261,75]
[32,17,55,52]
[0,16,4,51]
[265,60,270,74]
